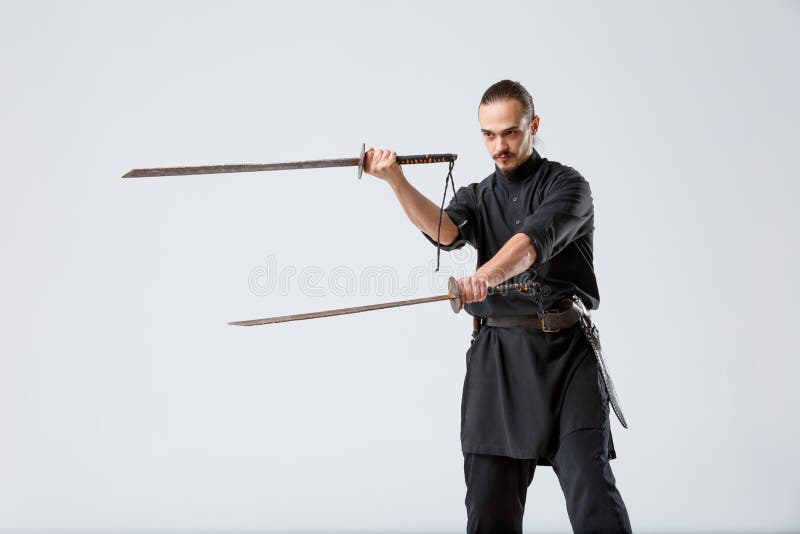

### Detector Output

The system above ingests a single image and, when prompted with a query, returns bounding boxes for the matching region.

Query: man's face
[478,98,539,173]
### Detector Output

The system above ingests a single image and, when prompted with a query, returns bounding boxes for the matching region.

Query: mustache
[494,151,514,159]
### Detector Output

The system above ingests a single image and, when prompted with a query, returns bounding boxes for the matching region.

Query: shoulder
[467,169,497,189]
[540,158,591,193]
[542,157,586,182]
[458,170,497,200]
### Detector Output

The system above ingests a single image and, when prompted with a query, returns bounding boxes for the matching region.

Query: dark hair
[479,80,535,123]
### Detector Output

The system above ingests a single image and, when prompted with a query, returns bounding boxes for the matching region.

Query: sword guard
[357,142,366,179]
[448,276,462,313]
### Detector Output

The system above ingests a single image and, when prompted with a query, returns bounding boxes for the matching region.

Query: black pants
[464,428,631,533]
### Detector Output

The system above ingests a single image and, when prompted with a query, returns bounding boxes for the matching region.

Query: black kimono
[425,149,615,464]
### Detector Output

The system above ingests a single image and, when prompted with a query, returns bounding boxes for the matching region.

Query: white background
[1,1,798,532]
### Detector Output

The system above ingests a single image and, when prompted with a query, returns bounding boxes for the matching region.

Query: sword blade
[228,278,536,327]
[123,157,359,178]
[123,142,457,179]
[228,293,454,326]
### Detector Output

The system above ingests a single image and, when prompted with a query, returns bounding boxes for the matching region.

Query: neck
[499,148,538,179]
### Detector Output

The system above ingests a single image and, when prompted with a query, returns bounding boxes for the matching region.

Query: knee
[464,454,528,533]
[466,501,523,534]
[553,431,632,533]
[560,464,631,534]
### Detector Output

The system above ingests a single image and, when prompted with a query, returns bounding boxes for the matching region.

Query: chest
[476,181,543,239]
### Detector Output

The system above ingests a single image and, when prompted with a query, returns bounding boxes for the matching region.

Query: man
[364,80,631,533]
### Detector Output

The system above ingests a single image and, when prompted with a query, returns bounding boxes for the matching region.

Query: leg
[463,453,536,534]
[551,428,632,534]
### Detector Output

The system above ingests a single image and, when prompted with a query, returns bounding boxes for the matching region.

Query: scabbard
[577,312,629,429]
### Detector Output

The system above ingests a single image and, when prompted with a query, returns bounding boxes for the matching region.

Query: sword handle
[487,281,535,296]
[396,154,458,165]
[357,143,458,178]
[447,277,536,314]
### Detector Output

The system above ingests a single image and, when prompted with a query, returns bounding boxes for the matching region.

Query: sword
[571,297,629,429]
[228,277,536,326]
[122,143,457,179]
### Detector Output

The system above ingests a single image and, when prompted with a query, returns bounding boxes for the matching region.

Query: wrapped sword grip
[487,282,535,296]
[396,154,458,165]
[356,143,457,178]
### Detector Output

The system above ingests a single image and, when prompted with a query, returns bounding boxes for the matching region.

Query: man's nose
[494,138,508,153]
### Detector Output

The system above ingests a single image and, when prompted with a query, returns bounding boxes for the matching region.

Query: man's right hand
[363,147,404,185]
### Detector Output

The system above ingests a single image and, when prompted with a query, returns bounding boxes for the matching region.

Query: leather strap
[482,298,583,332]
[472,316,482,333]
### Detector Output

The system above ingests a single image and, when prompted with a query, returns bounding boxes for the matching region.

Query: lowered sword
[122,143,457,179]
[228,277,536,326]
[229,276,632,429]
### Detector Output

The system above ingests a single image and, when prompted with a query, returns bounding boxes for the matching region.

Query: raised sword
[123,143,456,179]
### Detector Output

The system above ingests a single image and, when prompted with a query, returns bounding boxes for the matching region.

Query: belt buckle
[540,309,561,333]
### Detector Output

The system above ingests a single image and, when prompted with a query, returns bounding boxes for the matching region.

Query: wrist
[475,266,504,288]
[474,268,492,285]
[388,171,407,190]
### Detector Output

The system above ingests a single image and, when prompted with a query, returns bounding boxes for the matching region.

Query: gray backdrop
[1,1,798,532]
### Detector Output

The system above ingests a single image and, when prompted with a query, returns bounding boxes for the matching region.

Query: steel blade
[123,157,360,178]
[228,293,454,326]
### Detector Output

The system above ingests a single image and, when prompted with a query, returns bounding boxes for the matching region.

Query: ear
[531,115,540,136]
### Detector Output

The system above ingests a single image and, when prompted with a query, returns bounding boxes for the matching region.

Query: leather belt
[477,298,584,333]
[470,297,630,428]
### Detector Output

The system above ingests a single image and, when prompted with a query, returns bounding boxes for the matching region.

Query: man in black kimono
[364,80,632,533]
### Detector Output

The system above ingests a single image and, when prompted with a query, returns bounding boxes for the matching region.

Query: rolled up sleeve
[520,171,594,264]
[422,184,479,251]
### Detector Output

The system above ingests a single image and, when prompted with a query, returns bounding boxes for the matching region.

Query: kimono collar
[495,148,543,183]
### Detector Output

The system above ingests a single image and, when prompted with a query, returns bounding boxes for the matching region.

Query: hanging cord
[435,160,457,272]
[531,281,545,317]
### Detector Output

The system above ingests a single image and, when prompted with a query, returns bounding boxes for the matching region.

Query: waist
[474,297,587,333]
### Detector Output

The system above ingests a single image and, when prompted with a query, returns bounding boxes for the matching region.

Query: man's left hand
[457,274,490,307]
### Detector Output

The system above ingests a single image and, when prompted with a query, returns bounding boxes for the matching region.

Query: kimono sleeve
[519,170,594,264]
[422,184,480,251]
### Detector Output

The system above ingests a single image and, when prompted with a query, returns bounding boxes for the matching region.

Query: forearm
[363,147,459,245]
[389,174,459,245]
[475,233,537,286]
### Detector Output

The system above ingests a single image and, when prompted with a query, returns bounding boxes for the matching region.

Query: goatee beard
[497,157,522,177]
